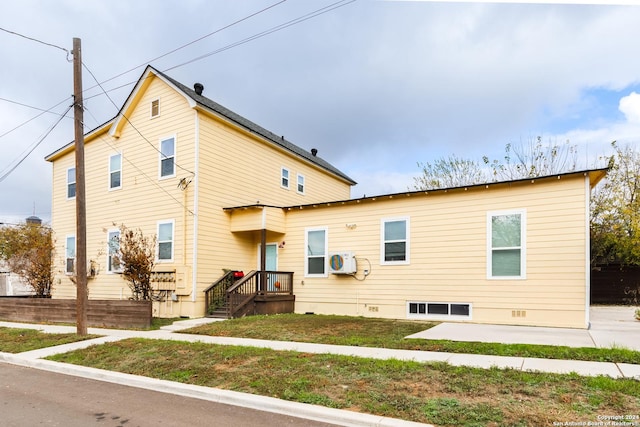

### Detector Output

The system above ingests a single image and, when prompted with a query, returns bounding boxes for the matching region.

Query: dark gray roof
[153,67,356,185]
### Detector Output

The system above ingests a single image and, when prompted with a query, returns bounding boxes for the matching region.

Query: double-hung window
[159,137,175,178]
[67,167,76,199]
[107,230,121,272]
[305,227,327,277]
[381,217,409,264]
[281,168,290,189]
[488,210,526,279]
[157,220,174,262]
[109,153,122,190]
[297,174,305,194]
[65,235,76,274]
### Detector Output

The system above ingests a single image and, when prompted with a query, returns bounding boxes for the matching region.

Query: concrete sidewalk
[1,312,640,426]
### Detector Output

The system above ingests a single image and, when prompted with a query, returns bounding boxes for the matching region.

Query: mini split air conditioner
[329,252,356,274]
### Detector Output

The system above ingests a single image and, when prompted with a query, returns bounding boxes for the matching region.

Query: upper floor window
[67,167,76,199]
[159,137,175,178]
[157,220,174,261]
[281,168,290,189]
[297,174,305,194]
[65,235,76,274]
[107,229,121,273]
[488,209,526,279]
[305,227,327,277]
[381,217,410,265]
[109,153,122,190]
[151,99,160,118]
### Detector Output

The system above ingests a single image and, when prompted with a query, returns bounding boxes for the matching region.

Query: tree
[591,141,640,266]
[112,225,156,300]
[0,222,55,297]
[412,155,487,191]
[483,137,578,181]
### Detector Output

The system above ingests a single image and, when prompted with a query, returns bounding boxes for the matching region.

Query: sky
[1,0,640,225]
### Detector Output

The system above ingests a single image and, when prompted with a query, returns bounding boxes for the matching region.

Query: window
[67,167,76,199]
[381,217,409,264]
[65,235,75,274]
[407,302,471,319]
[157,220,174,261]
[151,99,160,118]
[488,210,526,279]
[159,137,175,178]
[107,230,121,272]
[297,174,305,194]
[109,153,122,190]
[305,227,327,277]
[281,168,290,189]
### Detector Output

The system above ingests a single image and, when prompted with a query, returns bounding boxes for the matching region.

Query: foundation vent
[511,310,527,318]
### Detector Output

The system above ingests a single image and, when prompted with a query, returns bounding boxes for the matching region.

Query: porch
[204,270,295,319]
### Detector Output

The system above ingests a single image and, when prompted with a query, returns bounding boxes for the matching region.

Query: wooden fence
[0,298,152,328]
[591,264,640,305]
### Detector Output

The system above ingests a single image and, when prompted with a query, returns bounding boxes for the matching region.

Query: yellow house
[46,65,606,328]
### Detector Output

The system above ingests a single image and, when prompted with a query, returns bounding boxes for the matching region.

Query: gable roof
[152,67,355,185]
[47,65,356,186]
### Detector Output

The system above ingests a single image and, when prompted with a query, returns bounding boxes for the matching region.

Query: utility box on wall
[329,252,357,274]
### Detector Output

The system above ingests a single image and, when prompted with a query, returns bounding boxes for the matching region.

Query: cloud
[619,92,640,124]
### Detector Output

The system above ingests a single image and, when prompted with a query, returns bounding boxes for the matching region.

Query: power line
[0,104,73,183]
[0,26,69,55]
[84,0,288,93]
[0,97,73,140]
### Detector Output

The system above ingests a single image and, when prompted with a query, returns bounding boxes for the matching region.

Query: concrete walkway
[1,309,639,426]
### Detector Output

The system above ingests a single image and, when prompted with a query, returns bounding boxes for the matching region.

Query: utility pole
[73,37,88,335]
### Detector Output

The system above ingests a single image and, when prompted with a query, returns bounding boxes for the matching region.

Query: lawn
[48,338,640,427]
[183,313,640,364]
[0,327,98,353]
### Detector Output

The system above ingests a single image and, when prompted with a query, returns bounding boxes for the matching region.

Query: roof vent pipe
[311,148,318,156]
[194,83,204,95]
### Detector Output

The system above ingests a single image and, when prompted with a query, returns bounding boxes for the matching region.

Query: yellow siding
[50,75,198,317]
[280,175,590,328]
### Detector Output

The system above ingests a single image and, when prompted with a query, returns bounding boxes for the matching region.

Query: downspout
[192,111,200,302]
[585,174,591,328]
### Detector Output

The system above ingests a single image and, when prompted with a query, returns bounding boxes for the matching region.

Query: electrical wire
[0,97,73,140]
[0,104,73,183]
[0,26,69,54]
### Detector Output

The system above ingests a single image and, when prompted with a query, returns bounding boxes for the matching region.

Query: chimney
[194,83,204,95]
[311,148,318,157]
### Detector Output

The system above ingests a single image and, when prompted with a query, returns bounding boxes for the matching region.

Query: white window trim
[296,173,305,195]
[281,167,290,190]
[65,235,76,275]
[304,226,328,278]
[150,98,160,118]
[157,219,175,263]
[487,209,527,280]
[108,152,122,191]
[380,216,410,265]
[66,167,76,200]
[106,228,122,273]
[159,136,176,180]
[406,301,472,320]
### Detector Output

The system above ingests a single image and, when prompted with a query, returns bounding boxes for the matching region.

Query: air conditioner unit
[329,252,356,274]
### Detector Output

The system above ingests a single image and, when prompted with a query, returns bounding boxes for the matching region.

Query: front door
[258,243,278,291]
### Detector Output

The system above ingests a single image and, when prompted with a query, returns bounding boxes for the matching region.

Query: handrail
[227,270,294,318]
[204,270,237,316]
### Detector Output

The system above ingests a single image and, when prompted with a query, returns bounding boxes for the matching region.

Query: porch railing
[204,270,238,315]
[227,270,294,318]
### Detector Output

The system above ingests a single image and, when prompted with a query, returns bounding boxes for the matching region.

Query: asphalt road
[0,363,338,427]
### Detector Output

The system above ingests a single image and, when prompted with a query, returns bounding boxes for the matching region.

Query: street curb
[0,352,433,427]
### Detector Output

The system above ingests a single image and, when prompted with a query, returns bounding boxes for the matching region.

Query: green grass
[183,313,640,364]
[47,338,640,427]
[0,327,99,353]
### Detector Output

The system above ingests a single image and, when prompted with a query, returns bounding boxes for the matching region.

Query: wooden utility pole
[73,37,88,335]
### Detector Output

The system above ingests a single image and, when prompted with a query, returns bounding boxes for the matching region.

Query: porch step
[206,307,230,319]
